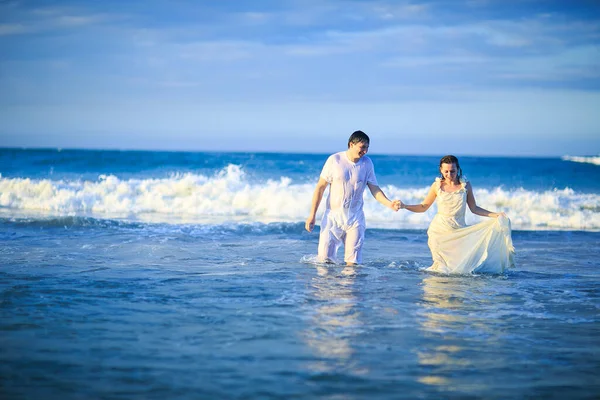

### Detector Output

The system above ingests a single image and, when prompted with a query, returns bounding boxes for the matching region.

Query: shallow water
[1,221,598,399]
[2,149,599,398]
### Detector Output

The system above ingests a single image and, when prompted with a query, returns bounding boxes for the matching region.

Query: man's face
[349,141,369,159]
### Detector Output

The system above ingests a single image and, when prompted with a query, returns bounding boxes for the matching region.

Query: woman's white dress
[426,179,515,274]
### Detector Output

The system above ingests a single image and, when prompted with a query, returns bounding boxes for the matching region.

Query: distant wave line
[561,155,600,166]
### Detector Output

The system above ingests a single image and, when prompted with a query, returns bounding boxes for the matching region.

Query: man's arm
[305,177,329,232]
[367,183,400,211]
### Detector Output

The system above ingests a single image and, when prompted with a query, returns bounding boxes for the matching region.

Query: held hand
[492,212,507,218]
[305,216,316,232]
[391,200,403,211]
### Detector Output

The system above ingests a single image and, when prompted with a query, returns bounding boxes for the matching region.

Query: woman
[401,155,515,274]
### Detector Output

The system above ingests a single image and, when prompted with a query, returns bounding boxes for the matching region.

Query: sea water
[1,149,599,399]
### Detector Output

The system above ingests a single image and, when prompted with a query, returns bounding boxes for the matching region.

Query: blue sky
[1,0,599,156]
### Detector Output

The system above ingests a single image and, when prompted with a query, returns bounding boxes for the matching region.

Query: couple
[305,131,515,275]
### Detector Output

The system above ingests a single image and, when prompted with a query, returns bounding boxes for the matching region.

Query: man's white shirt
[319,151,378,227]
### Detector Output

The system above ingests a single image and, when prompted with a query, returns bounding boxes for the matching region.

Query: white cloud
[55,14,106,26]
[372,3,430,20]
[283,43,349,57]
[237,11,272,24]
[381,54,490,68]
[0,23,30,35]
[176,40,260,62]
[494,45,600,81]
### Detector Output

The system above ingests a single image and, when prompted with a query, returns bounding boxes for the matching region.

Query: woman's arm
[401,182,437,213]
[465,182,504,218]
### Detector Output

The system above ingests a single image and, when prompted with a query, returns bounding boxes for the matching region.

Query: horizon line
[0,145,589,159]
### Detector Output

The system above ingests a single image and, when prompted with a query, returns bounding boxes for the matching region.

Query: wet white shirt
[320,151,378,226]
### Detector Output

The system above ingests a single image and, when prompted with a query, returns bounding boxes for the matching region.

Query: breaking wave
[561,155,600,166]
[1,164,599,231]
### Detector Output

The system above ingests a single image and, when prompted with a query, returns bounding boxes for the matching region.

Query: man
[305,130,400,265]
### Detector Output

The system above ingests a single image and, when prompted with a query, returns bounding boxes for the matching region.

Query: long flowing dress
[426,179,515,274]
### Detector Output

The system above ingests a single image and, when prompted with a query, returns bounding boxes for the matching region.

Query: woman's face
[440,163,458,182]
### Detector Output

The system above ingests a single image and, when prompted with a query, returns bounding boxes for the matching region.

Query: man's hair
[348,130,370,148]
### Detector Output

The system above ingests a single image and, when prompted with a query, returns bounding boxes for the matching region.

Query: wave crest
[562,155,600,166]
[1,165,599,230]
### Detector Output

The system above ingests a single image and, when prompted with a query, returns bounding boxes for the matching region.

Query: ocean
[1,148,599,399]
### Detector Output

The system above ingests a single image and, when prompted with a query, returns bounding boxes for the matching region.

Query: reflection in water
[303,265,365,374]
[417,275,496,390]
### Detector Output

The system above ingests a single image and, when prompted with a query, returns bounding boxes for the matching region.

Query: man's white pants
[317,211,365,264]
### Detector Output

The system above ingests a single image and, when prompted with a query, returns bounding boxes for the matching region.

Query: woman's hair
[439,155,463,183]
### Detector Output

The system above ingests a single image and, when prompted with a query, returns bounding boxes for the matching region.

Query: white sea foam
[561,155,600,166]
[1,164,599,230]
